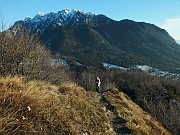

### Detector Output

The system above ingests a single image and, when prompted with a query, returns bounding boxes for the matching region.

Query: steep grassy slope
[0,77,171,134]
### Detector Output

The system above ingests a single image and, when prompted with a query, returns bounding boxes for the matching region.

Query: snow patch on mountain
[37,12,45,17]
[130,65,153,72]
[49,59,68,66]
[102,62,127,71]
[25,16,31,21]
[13,9,96,34]
[102,62,180,80]
[176,40,180,45]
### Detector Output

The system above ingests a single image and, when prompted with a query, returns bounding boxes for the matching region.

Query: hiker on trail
[95,77,101,93]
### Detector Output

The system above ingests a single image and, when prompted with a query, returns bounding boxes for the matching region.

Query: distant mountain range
[10,9,180,74]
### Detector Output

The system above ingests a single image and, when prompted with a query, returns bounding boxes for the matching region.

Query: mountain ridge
[13,9,97,32]
[10,9,180,74]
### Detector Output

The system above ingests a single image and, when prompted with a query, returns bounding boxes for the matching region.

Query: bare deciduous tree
[0,17,72,83]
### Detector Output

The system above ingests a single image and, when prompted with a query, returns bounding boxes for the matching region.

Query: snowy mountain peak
[25,16,31,21]
[37,12,45,17]
[59,9,95,16]
[14,9,97,34]
[61,9,77,15]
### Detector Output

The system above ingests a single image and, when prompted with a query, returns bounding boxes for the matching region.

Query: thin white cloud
[159,17,180,40]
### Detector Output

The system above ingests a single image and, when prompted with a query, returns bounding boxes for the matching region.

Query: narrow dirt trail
[99,94,132,135]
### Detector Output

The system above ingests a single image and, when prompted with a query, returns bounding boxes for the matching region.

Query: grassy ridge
[0,77,171,134]
[0,77,112,134]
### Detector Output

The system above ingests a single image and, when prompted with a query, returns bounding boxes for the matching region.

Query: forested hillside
[11,9,180,74]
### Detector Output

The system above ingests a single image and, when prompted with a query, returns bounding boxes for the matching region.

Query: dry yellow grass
[0,77,113,135]
[103,88,171,135]
[0,77,171,135]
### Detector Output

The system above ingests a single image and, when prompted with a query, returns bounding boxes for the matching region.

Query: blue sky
[0,0,180,40]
